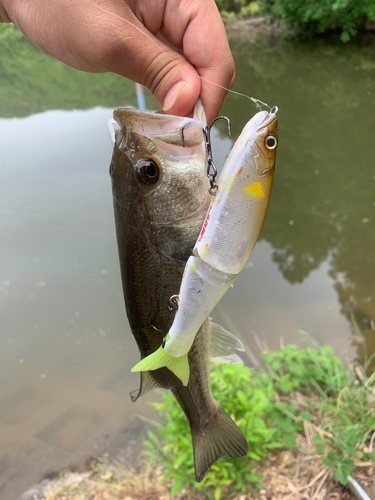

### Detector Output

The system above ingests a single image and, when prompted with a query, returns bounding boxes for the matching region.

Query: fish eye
[265,135,277,150]
[136,158,160,185]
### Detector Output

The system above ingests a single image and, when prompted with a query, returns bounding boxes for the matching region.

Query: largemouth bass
[110,102,248,482]
[133,107,279,386]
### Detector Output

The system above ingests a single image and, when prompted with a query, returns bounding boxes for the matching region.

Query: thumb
[106,25,202,117]
[154,67,202,118]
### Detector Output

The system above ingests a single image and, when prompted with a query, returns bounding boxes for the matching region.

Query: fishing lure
[132,106,279,385]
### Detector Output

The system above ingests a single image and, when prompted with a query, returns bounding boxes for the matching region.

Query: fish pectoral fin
[209,320,245,364]
[193,404,249,483]
[131,346,190,386]
[130,371,160,403]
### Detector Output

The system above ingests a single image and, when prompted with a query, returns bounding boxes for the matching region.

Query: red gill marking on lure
[198,205,213,242]
[182,266,187,283]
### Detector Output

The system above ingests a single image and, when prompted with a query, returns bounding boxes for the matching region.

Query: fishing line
[85,0,272,110]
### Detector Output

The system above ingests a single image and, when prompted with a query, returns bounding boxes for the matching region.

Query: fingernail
[163,81,186,112]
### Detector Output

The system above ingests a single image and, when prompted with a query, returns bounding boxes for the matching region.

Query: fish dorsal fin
[209,320,245,364]
[130,371,160,402]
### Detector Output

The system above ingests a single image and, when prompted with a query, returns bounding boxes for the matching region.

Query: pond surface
[1,24,375,500]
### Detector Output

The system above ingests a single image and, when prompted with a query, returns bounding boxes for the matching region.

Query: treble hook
[204,116,231,195]
[159,295,179,348]
[151,294,179,343]
[168,294,179,311]
[180,116,232,195]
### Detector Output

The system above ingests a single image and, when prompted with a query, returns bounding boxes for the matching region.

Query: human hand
[1,0,235,122]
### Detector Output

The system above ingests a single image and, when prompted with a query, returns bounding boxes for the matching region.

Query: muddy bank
[225,17,283,36]
[16,452,375,500]
[224,16,375,40]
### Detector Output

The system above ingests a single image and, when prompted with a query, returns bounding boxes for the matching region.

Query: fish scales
[110,102,248,482]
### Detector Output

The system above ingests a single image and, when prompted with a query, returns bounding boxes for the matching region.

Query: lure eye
[265,135,277,150]
[136,159,160,185]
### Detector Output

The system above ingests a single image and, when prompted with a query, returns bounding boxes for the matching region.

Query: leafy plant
[215,0,375,41]
[215,0,260,20]
[263,344,351,396]
[265,343,375,485]
[258,0,375,42]
[240,2,261,18]
[215,0,249,14]
[142,342,375,497]
[143,364,282,499]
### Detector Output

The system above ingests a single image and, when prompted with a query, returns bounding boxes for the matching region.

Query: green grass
[265,344,375,486]
[142,342,375,499]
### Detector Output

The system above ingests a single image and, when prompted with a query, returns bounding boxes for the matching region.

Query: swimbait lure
[132,106,279,385]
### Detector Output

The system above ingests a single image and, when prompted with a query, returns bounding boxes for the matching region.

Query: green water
[222,32,375,363]
[1,23,375,500]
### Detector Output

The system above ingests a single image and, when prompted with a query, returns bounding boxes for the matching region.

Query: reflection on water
[219,32,375,367]
[1,24,375,500]
[0,108,158,500]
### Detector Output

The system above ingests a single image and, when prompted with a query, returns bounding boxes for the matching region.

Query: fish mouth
[113,108,205,148]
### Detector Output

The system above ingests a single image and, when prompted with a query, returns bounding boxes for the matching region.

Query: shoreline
[225,16,283,36]
[16,452,374,500]
[223,15,375,40]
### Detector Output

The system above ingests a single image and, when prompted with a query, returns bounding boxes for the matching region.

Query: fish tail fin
[131,346,190,386]
[192,405,249,483]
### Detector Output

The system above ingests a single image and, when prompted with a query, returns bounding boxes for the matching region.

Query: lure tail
[131,346,190,386]
[192,404,249,482]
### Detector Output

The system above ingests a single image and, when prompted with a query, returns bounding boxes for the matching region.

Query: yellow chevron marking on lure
[243,182,265,199]
[190,259,197,275]
[200,243,209,260]
[226,167,243,195]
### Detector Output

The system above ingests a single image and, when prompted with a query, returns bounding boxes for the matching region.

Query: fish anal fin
[130,371,160,403]
[209,320,245,364]
[192,404,249,483]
